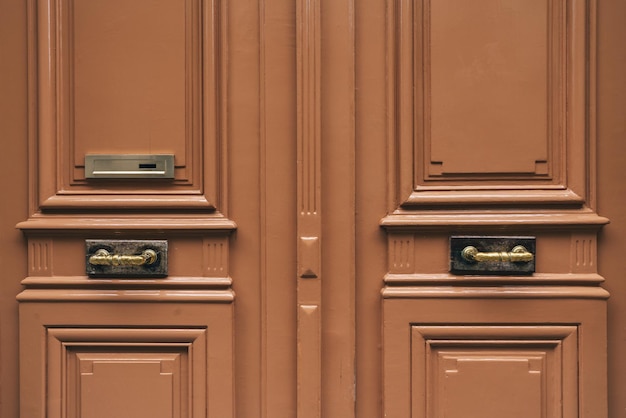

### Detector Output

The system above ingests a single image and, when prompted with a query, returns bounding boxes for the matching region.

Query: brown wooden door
[1,1,626,417]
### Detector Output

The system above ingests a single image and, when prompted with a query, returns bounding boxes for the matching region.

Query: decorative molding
[21,276,233,289]
[297,0,321,218]
[48,328,203,418]
[27,0,227,212]
[386,0,598,209]
[18,288,234,302]
[571,234,596,273]
[381,210,608,231]
[412,325,577,418]
[203,237,229,277]
[384,273,606,286]
[383,298,607,418]
[28,238,52,276]
[299,236,320,278]
[65,0,199,185]
[297,304,321,418]
[296,0,322,415]
[20,302,235,418]
[417,0,565,182]
[389,235,414,274]
[383,229,606,287]
[18,213,236,232]
[382,285,610,299]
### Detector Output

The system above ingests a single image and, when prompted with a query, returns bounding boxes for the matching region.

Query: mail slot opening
[85,154,175,179]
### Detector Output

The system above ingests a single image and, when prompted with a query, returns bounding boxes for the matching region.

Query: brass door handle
[88,248,158,267]
[461,245,534,263]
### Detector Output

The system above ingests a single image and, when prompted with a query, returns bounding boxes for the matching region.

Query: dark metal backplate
[86,239,168,278]
[450,236,536,275]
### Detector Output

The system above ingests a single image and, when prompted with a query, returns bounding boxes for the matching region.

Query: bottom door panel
[49,328,205,418]
[382,291,607,418]
[19,299,234,418]
[413,325,577,418]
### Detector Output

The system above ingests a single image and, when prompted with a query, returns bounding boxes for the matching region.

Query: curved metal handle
[461,245,534,263]
[88,248,158,267]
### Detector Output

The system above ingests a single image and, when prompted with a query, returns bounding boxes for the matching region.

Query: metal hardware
[450,236,536,275]
[86,240,168,278]
[88,248,158,267]
[461,245,534,263]
[85,154,175,179]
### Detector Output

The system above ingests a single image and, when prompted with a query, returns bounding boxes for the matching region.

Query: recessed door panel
[72,0,188,162]
[70,353,184,418]
[20,303,234,418]
[431,352,547,418]
[428,0,550,175]
[391,0,590,206]
[32,0,225,210]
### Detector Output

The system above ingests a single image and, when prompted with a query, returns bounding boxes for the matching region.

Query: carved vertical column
[296,0,322,416]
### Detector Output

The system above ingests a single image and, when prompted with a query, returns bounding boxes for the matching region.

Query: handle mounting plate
[86,239,168,278]
[450,236,536,275]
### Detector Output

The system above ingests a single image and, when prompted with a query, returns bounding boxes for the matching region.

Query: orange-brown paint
[0,0,624,417]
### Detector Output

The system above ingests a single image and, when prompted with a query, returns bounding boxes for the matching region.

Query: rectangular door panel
[53,329,202,418]
[382,298,606,418]
[20,302,234,418]
[414,326,576,418]
[427,0,550,175]
[72,0,188,162]
[31,0,225,210]
[390,0,592,206]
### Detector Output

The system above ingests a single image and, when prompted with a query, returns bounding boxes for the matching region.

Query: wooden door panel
[428,351,550,418]
[2,0,625,417]
[391,0,590,206]
[20,302,233,418]
[31,0,225,210]
[72,0,189,160]
[18,2,236,417]
[416,326,576,418]
[427,0,550,177]
[378,1,608,417]
[382,298,606,418]
[54,328,202,418]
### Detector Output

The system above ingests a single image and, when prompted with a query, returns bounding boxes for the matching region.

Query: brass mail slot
[85,154,175,179]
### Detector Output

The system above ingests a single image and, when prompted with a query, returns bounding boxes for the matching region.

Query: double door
[2,0,626,417]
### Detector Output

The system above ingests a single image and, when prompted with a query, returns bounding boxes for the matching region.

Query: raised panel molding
[77,359,181,418]
[49,328,204,418]
[422,0,561,181]
[386,0,599,210]
[20,304,234,418]
[27,0,227,212]
[382,300,607,418]
[413,326,577,418]
[28,238,53,276]
[296,0,323,415]
[48,328,206,418]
